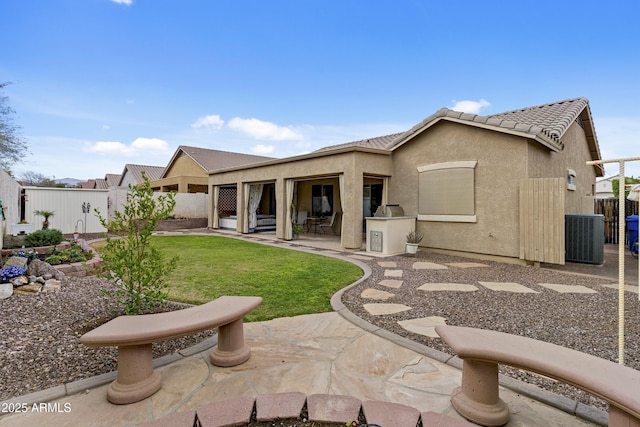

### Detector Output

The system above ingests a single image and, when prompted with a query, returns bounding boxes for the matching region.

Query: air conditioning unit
[565,214,604,264]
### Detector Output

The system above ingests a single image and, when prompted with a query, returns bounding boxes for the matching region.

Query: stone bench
[80,296,262,405]
[435,325,640,427]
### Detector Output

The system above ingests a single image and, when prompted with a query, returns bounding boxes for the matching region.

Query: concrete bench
[435,325,640,427]
[80,296,262,405]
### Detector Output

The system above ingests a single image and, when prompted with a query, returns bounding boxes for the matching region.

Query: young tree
[96,173,178,315]
[0,82,29,170]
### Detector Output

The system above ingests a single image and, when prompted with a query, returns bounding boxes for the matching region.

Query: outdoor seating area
[3,232,640,427]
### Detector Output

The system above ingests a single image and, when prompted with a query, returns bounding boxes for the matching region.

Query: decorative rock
[36,276,46,284]
[10,275,29,287]
[29,275,37,283]
[4,256,28,268]
[43,273,53,280]
[13,283,42,295]
[0,283,13,299]
[42,279,62,292]
[361,288,395,300]
[27,259,65,280]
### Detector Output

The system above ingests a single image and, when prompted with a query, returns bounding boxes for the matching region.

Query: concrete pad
[361,288,395,300]
[377,261,397,268]
[413,262,448,270]
[378,279,403,289]
[384,269,403,278]
[137,410,196,427]
[444,262,489,269]
[601,283,639,293]
[363,303,412,315]
[348,254,374,261]
[478,281,538,293]
[538,283,598,294]
[398,317,447,338]
[421,411,477,426]
[418,283,478,292]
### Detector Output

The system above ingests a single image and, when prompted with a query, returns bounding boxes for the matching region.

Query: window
[312,184,333,217]
[567,169,576,191]
[417,161,477,222]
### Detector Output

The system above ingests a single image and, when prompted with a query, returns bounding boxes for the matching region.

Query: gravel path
[340,251,640,412]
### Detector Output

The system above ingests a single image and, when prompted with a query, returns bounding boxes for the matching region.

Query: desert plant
[406,230,424,244]
[34,210,55,229]
[25,229,64,246]
[96,173,179,315]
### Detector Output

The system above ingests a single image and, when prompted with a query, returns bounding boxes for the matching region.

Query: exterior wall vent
[565,214,604,264]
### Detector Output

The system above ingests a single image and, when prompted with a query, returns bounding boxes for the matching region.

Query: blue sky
[2,0,640,181]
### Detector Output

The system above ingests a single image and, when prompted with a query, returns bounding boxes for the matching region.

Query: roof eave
[389,116,564,153]
[207,146,391,175]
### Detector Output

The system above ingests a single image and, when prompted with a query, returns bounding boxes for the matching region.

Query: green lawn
[146,235,363,322]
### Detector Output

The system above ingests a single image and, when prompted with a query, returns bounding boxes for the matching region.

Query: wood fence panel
[519,178,565,264]
[594,198,639,244]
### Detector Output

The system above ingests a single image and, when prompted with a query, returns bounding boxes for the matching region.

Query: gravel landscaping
[1,248,639,416]
[340,251,640,412]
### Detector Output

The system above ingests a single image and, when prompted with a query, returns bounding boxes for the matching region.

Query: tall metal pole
[588,156,640,365]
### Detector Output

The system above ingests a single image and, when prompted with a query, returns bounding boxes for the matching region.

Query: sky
[2,0,640,182]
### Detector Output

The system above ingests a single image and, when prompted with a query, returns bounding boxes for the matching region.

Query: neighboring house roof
[162,146,274,177]
[94,178,108,189]
[80,179,96,189]
[119,164,165,186]
[105,174,122,187]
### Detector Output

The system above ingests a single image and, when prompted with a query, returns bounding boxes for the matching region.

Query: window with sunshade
[417,161,477,222]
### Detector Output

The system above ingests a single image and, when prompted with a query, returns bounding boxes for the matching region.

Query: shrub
[96,173,178,315]
[25,229,64,247]
[1,265,27,282]
[44,244,88,265]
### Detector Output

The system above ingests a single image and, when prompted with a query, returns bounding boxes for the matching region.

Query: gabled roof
[162,146,274,177]
[119,164,165,186]
[94,178,108,189]
[105,174,121,187]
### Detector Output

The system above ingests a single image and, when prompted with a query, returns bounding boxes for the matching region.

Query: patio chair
[295,210,308,231]
[319,212,338,235]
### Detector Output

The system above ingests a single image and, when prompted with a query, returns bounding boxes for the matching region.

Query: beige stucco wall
[526,120,597,214]
[208,150,392,249]
[389,121,529,258]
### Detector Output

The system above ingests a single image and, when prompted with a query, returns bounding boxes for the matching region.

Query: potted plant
[12,220,32,236]
[292,224,305,239]
[405,230,423,255]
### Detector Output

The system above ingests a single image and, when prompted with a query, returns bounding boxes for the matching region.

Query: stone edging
[136,392,476,427]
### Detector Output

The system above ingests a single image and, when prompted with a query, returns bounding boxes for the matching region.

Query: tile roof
[120,164,165,185]
[105,174,122,187]
[166,146,274,176]
[94,178,108,189]
[315,133,404,153]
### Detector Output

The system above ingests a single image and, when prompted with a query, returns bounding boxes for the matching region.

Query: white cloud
[102,125,110,130]
[125,98,135,104]
[252,144,274,154]
[228,117,303,141]
[451,99,491,114]
[84,137,169,157]
[191,114,224,129]
[112,0,133,5]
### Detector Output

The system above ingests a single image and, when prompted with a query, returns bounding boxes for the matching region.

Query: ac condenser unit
[565,214,604,264]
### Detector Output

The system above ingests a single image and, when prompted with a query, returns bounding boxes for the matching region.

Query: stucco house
[208,97,603,265]
[150,145,274,193]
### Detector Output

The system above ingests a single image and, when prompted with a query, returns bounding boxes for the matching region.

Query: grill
[374,204,405,217]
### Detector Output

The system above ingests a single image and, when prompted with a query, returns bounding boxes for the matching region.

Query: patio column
[212,185,219,229]
[341,171,363,250]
